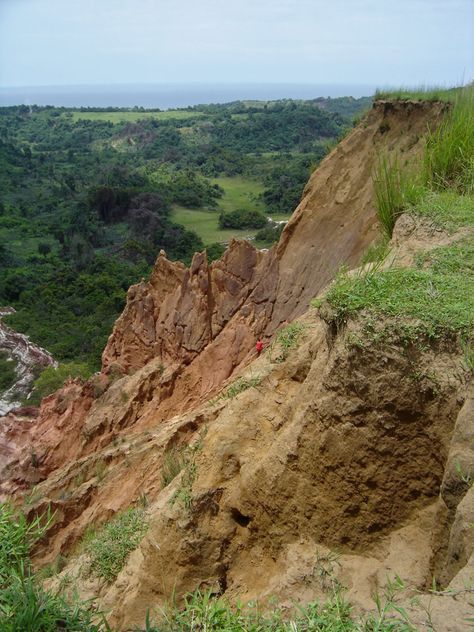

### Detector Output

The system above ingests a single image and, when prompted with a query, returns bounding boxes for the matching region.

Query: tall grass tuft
[0,503,104,631]
[423,86,474,193]
[373,157,423,237]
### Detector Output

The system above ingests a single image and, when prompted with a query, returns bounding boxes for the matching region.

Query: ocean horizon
[0,82,377,109]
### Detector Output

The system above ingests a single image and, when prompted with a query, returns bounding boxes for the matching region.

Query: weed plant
[141,582,415,631]
[0,503,103,631]
[219,375,262,400]
[269,322,306,362]
[83,507,148,583]
[372,157,423,237]
[161,447,188,487]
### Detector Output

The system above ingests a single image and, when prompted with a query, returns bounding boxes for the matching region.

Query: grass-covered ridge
[374,85,463,102]
[321,241,473,340]
[315,84,473,354]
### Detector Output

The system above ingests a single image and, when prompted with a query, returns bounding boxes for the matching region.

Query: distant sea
[0,83,376,108]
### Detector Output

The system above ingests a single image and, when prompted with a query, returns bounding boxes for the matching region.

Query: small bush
[28,362,93,406]
[218,208,268,229]
[83,507,148,582]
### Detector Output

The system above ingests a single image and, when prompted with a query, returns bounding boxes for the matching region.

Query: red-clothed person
[255,340,264,355]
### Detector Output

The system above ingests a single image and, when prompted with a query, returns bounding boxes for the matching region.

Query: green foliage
[144,583,415,631]
[0,351,17,392]
[254,223,285,244]
[28,362,93,406]
[270,322,306,362]
[423,86,474,193]
[319,241,474,340]
[0,98,364,368]
[372,157,423,238]
[161,448,188,488]
[0,503,103,631]
[83,508,148,583]
[218,208,268,230]
[220,375,262,400]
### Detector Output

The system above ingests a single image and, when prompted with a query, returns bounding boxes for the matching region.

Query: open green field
[213,176,266,213]
[171,207,290,245]
[172,176,290,245]
[67,110,204,123]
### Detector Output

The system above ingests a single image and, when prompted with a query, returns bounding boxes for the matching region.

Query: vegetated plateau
[0,86,473,631]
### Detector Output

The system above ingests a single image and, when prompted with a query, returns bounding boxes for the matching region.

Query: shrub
[218,208,268,230]
[28,362,93,406]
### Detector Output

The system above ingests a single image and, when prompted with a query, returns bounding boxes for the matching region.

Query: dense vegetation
[0,96,370,372]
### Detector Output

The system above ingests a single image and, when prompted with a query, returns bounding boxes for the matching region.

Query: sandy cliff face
[1,99,470,630]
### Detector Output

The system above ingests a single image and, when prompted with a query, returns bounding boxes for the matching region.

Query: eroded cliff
[1,98,472,630]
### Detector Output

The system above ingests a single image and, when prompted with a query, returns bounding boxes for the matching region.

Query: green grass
[372,85,474,237]
[409,191,474,230]
[423,86,474,192]
[0,503,103,631]
[319,240,473,341]
[219,375,262,400]
[270,322,306,362]
[67,109,204,123]
[83,507,148,583]
[374,85,461,102]
[213,176,265,213]
[145,581,416,631]
[161,447,187,488]
[172,207,258,244]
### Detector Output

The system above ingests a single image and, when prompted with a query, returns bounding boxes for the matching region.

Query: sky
[0,0,473,88]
